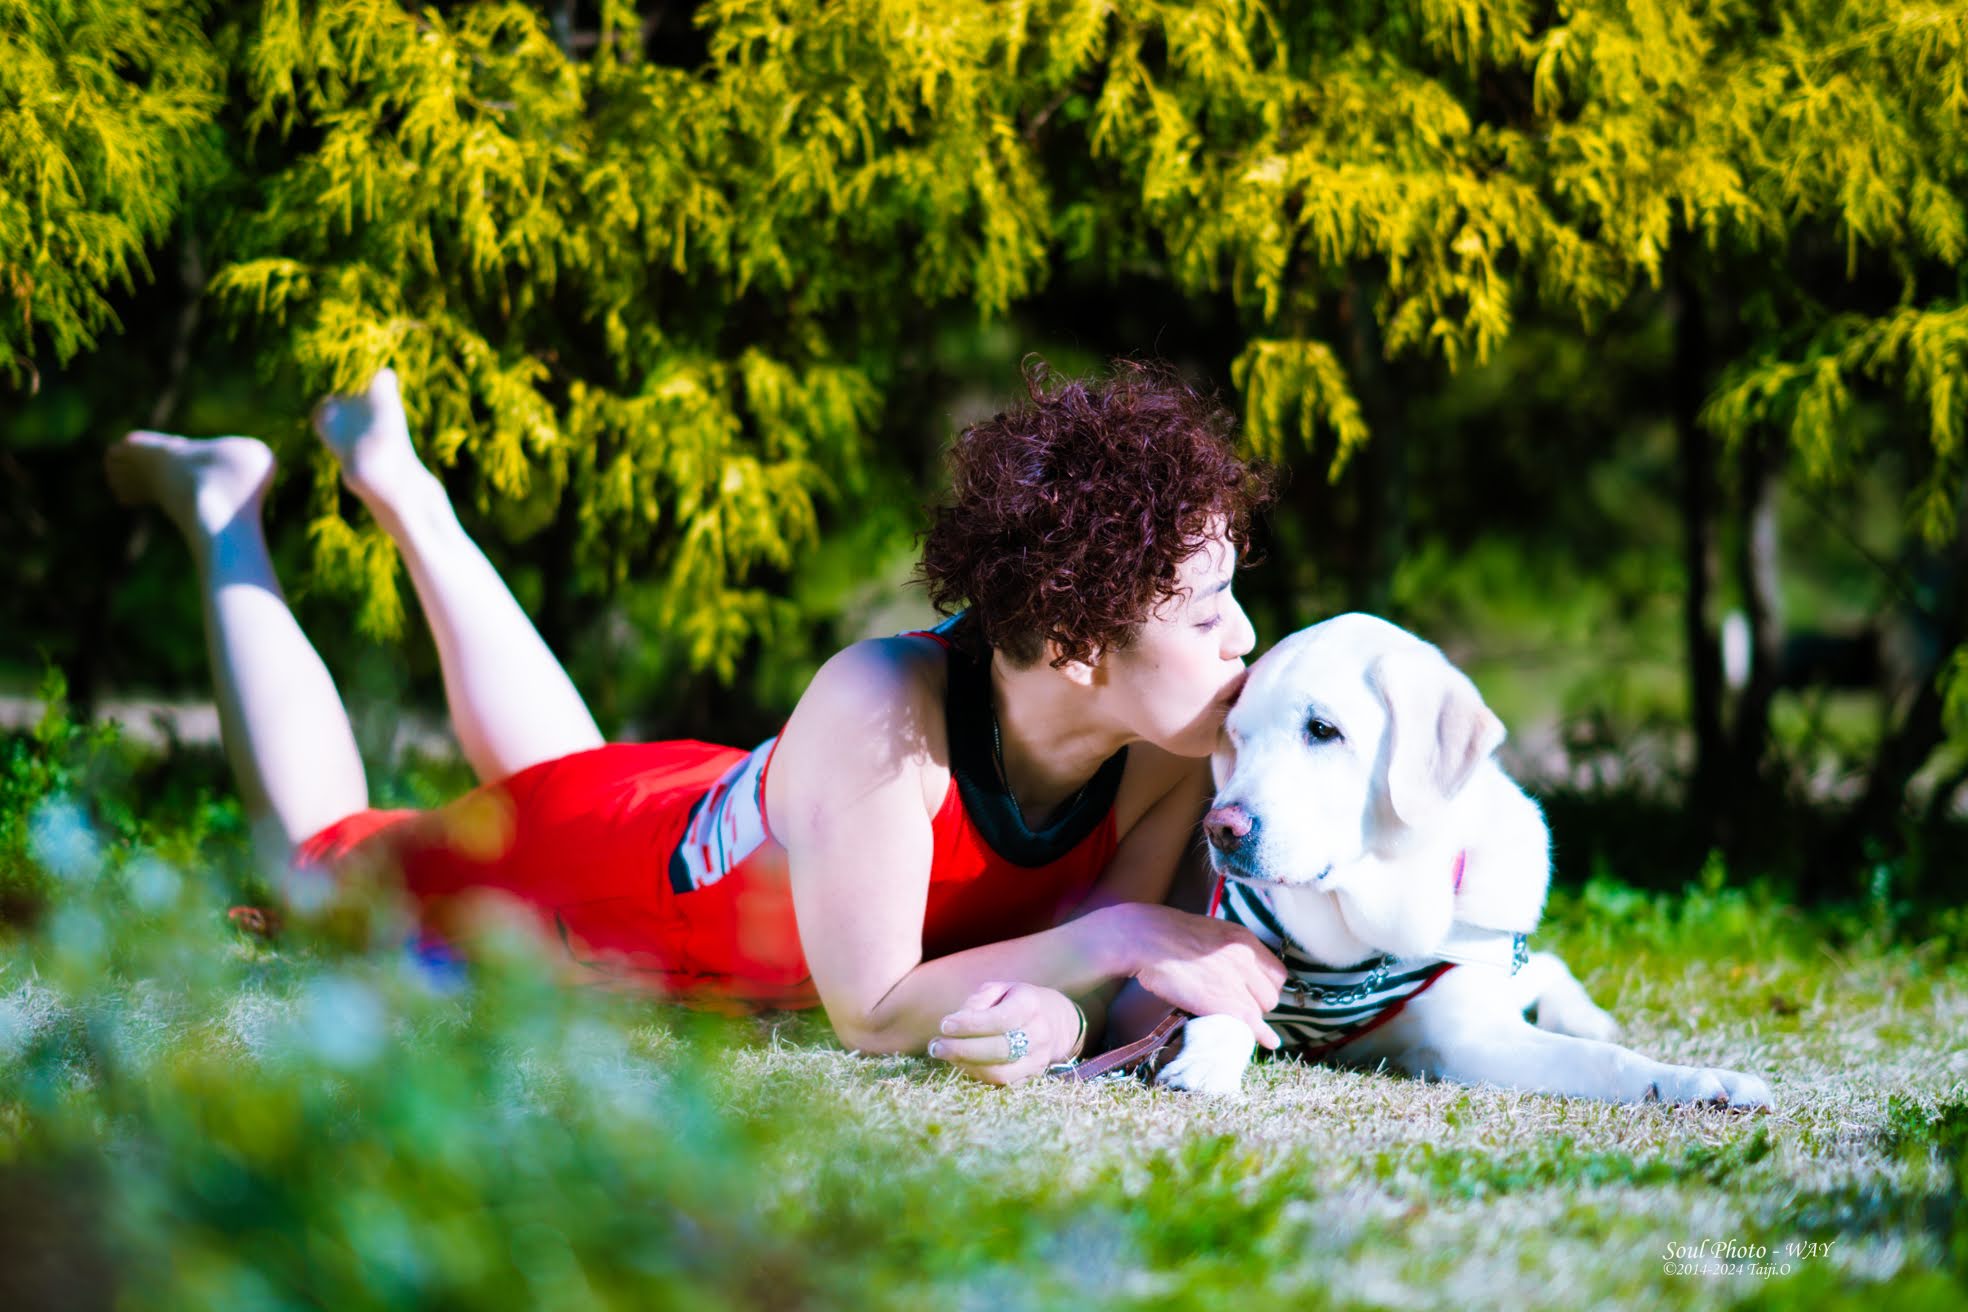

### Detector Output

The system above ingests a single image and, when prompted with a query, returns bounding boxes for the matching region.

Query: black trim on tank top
[666,790,708,894]
[943,638,1127,868]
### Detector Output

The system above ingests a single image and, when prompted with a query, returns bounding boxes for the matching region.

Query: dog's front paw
[1703,1067,1775,1111]
[1646,1064,1775,1112]
[1154,1014,1257,1097]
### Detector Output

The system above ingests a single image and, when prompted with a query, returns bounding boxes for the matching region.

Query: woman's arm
[930,750,1287,1079]
[1078,749,1214,915]
[1067,753,1284,1042]
[769,642,1282,1066]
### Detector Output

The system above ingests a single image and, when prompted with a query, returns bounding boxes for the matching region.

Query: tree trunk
[1344,271,1403,615]
[68,233,204,717]
[1729,430,1786,802]
[1819,474,1968,893]
[1831,669,1950,889]
[1673,270,1726,831]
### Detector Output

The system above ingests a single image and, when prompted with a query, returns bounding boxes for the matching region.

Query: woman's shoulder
[769,632,953,818]
[801,631,950,729]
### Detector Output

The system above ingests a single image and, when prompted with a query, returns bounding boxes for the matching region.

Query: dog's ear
[1370,647,1506,828]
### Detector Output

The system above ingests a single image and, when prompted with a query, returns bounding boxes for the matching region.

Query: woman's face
[1099,526,1257,757]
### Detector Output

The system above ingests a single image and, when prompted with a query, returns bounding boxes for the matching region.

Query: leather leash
[1049,1007,1189,1083]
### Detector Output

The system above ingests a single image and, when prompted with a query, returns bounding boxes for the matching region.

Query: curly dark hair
[915,358,1276,668]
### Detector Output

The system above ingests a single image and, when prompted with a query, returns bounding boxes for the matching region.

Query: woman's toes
[103,438,148,506]
[104,431,274,536]
[104,430,188,508]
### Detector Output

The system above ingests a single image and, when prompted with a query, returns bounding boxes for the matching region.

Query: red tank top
[662,614,1125,1007]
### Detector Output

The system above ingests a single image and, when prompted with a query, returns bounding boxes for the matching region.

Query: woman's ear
[1369,647,1506,828]
[1040,637,1099,688]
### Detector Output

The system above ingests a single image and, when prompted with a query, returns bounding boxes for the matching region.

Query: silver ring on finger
[1005,1028,1029,1062]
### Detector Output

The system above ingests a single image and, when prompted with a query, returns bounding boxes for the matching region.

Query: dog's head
[1204,613,1504,890]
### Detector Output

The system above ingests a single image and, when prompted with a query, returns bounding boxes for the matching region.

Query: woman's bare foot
[310,367,431,512]
[104,432,275,542]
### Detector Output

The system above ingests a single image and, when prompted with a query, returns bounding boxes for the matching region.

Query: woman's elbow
[838,1027,919,1056]
[826,1008,920,1056]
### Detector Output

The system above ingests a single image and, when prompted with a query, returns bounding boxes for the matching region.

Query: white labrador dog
[1153,613,1775,1109]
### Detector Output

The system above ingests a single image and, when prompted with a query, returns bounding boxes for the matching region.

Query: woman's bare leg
[104,433,367,857]
[311,370,603,784]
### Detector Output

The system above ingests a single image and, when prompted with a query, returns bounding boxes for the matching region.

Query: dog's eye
[1306,717,1342,744]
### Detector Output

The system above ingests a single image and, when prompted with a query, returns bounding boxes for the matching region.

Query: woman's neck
[986,649,1128,825]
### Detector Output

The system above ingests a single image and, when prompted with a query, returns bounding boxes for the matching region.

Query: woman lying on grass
[104,361,1286,1084]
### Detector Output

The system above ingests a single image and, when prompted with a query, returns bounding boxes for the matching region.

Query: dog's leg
[1351,973,1774,1109]
[1391,1013,1773,1108]
[1512,951,1621,1041]
[1154,1015,1258,1097]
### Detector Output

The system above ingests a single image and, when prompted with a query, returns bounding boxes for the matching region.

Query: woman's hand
[1117,904,1287,1049]
[928,981,1082,1086]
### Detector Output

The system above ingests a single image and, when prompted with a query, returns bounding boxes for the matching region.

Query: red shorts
[295,742,817,1009]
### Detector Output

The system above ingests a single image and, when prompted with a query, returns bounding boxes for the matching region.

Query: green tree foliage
[4,0,1966,867]
[0,0,223,385]
[14,0,1961,611]
[1683,4,1967,537]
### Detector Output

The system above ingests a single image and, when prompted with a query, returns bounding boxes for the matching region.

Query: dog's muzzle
[1203,804,1256,855]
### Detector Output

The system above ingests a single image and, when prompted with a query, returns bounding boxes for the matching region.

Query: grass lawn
[703,888,1968,1311]
[3,718,1966,1310]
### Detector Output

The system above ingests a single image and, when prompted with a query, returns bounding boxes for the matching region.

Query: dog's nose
[1204,805,1256,854]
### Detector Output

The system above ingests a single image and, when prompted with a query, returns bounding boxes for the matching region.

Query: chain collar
[1279,955,1394,1007]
